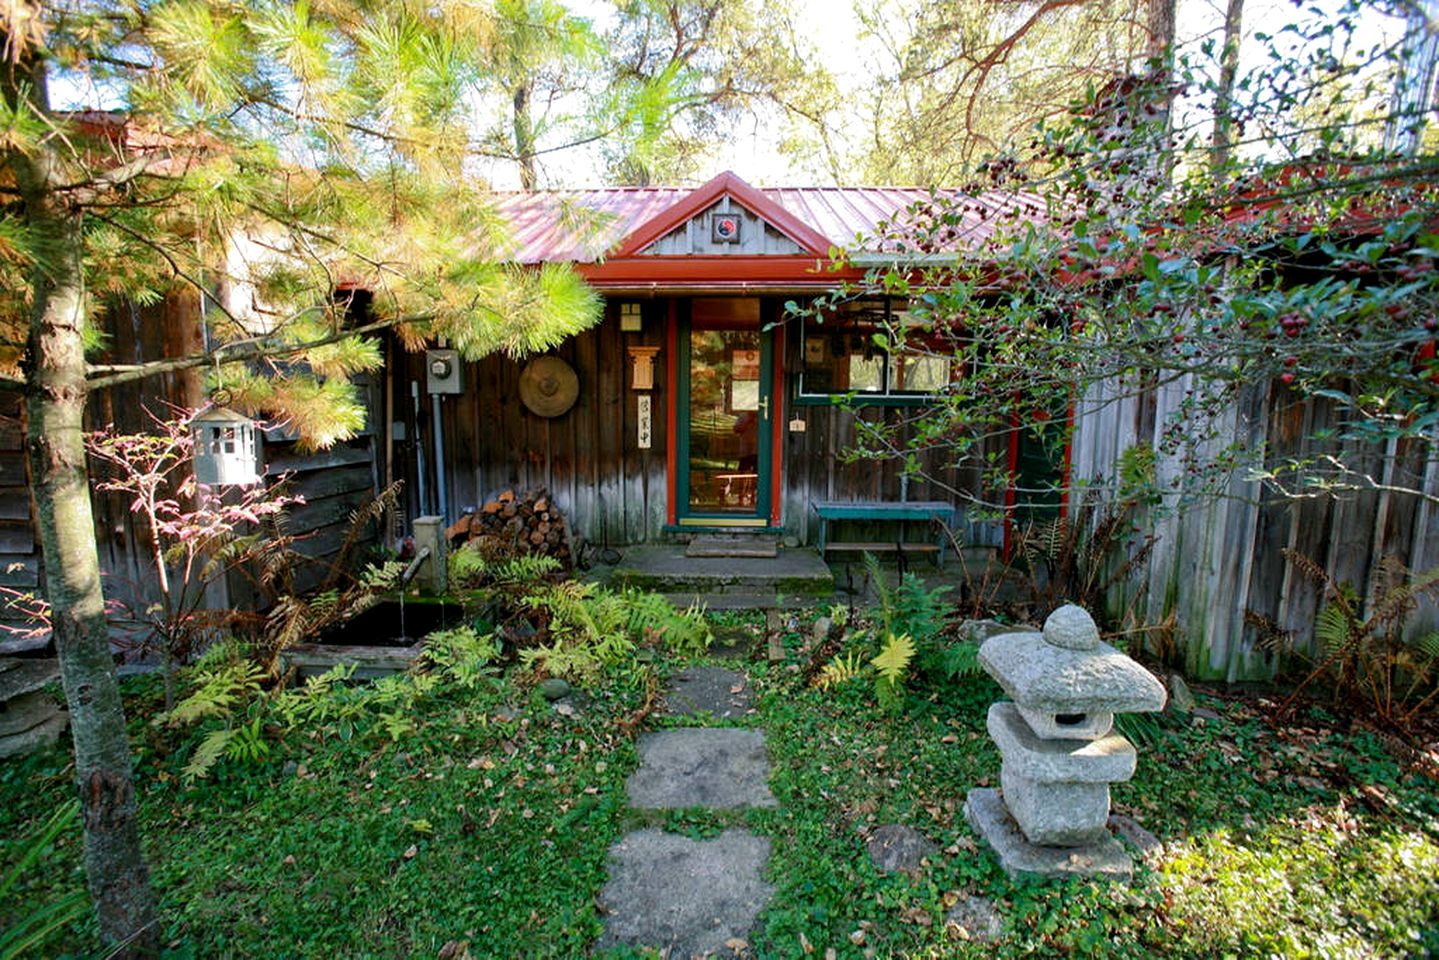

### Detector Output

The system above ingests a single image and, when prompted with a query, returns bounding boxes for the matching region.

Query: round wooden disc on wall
[519,355,579,417]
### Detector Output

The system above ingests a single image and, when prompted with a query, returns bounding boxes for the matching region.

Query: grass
[3,606,1438,958]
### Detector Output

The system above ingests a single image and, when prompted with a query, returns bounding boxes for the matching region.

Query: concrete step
[606,545,834,601]
[685,534,780,559]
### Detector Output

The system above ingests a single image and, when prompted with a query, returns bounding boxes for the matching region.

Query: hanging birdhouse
[189,403,261,486]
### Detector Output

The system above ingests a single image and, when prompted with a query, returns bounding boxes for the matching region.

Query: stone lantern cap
[978,627,1166,717]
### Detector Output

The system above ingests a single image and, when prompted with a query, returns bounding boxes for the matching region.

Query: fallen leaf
[282,854,296,867]
[849,929,866,945]
[941,734,959,744]
[724,936,748,953]
[403,844,418,860]
[902,907,933,927]
[799,931,814,954]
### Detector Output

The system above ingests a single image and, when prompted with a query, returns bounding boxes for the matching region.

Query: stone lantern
[189,403,261,486]
[964,604,1165,879]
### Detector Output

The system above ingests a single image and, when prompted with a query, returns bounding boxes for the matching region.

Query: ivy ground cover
[2,609,1437,958]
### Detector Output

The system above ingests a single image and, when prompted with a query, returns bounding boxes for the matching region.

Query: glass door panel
[688,328,764,514]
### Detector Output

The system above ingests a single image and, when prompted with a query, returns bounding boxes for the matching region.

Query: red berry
[1280,372,1295,385]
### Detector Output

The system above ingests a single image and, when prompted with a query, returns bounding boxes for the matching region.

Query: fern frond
[183,728,236,785]
[814,650,864,690]
[1410,631,1439,661]
[1314,604,1355,659]
[939,641,982,680]
[167,661,264,726]
[871,632,915,684]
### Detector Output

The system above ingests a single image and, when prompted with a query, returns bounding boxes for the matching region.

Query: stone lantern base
[963,788,1133,881]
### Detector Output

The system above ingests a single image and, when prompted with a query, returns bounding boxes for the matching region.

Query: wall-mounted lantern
[190,399,261,486]
[628,346,660,391]
[619,302,643,333]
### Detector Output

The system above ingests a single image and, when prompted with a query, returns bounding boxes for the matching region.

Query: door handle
[759,396,770,419]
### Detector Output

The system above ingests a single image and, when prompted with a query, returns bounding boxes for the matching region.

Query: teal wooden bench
[811,500,960,564]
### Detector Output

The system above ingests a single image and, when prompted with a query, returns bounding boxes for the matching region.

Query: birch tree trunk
[8,57,159,956]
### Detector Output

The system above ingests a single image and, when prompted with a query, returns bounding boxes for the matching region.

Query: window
[797,298,951,402]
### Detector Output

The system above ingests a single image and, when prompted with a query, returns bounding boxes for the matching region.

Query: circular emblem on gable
[711,213,741,243]
[519,355,579,418]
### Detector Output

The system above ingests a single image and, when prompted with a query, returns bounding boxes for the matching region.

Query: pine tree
[1,3,600,952]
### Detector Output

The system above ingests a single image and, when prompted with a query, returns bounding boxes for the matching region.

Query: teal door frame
[675,308,774,527]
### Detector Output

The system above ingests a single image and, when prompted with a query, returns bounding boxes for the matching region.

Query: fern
[620,588,712,657]
[422,625,499,688]
[183,728,236,785]
[871,632,916,715]
[936,641,982,680]
[814,650,865,690]
[871,632,916,683]
[167,661,264,727]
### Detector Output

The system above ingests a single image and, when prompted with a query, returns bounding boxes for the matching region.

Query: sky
[480,0,1412,188]
[53,0,1412,189]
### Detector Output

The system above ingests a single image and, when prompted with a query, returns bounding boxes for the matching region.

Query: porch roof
[489,170,1047,266]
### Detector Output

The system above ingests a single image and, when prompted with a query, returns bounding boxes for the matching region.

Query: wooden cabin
[385,171,1055,556]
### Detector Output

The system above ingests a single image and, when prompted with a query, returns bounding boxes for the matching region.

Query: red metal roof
[488,171,1047,264]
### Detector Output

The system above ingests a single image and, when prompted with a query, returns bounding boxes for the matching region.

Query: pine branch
[85,313,432,390]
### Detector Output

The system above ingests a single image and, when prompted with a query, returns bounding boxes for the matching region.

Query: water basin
[283,600,465,679]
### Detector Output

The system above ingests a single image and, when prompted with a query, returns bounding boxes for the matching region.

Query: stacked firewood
[445,487,573,567]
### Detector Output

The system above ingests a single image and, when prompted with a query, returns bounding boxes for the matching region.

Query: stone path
[597,666,775,958]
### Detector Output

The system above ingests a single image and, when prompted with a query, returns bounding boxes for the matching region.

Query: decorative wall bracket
[628,346,660,391]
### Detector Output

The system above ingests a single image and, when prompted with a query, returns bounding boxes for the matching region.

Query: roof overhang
[574,254,865,294]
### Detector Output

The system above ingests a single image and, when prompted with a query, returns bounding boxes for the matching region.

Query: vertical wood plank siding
[69,298,383,626]
[403,302,668,546]
[1073,375,1439,681]
[414,298,1004,551]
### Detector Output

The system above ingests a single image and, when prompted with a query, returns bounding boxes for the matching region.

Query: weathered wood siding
[412,297,1003,549]
[643,198,804,256]
[74,296,384,628]
[0,390,38,644]
[1072,373,1439,682]
[86,295,207,621]
[409,301,668,546]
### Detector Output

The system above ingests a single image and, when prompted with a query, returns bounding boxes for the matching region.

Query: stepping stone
[866,824,937,876]
[626,728,777,809]
[945,892,1004,944]
[665,666,753,718]
[685,535,779,558]
[597,828,773,958]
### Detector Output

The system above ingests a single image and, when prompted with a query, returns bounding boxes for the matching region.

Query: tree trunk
[9,59,160,957]
[1211,0,1246,174]
[1146,0,1175,64]
[513,83,537,190]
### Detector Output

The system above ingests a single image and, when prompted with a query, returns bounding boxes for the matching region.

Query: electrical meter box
[426,349,463,394]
